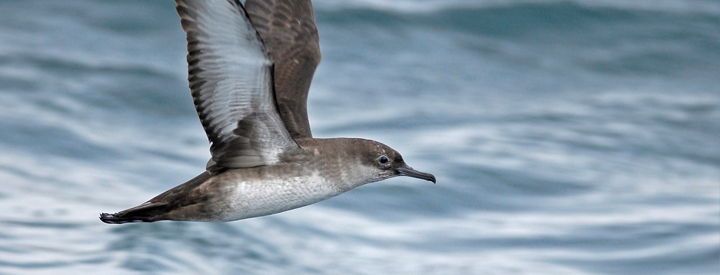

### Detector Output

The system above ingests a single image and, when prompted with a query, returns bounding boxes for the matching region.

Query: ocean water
[1,0,719,274]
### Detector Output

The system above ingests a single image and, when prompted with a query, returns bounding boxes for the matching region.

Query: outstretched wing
[175,0,298,168]
[245,0,321,139]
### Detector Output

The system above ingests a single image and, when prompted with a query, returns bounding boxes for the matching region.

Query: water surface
[0,0,718,274]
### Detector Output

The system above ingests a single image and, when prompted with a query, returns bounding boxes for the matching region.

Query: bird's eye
[378,155,390,164]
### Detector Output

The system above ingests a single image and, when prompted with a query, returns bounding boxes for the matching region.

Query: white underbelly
[219,172,342,221]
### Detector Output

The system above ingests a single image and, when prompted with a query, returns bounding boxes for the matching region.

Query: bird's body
[153,161,339,222]
[100,0,435,224]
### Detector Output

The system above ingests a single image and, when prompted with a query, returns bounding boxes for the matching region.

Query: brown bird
[100,0,435,224]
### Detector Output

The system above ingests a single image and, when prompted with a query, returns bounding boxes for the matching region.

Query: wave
[315,0,720,78]
[317,0,720,40]
[315,0,720,15]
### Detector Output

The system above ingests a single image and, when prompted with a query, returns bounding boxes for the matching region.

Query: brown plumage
[245,0,321,139]
[99,0,434,224]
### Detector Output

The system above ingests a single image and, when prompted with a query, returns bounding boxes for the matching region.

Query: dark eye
[378,155,390,164]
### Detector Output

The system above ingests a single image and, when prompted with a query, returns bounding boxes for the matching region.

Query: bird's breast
[216,170,343,221]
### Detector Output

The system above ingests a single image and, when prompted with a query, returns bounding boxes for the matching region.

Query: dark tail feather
[99,213,138,224]
[99,202,168,224]
[100,171,211,224]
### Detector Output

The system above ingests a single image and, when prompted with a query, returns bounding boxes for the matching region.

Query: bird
[99,0,435,224]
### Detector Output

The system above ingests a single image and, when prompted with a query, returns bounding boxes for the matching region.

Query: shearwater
[100,0,436,224]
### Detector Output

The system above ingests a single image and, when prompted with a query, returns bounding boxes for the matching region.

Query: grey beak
[396,165,436,184]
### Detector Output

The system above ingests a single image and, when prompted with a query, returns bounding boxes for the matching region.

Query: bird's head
[349,139,436,185]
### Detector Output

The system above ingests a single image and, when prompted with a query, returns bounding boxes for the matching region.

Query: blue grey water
[0,0,718,274]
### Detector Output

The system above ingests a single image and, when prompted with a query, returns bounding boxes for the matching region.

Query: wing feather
[245,0,321,139]
[175,0,298,168]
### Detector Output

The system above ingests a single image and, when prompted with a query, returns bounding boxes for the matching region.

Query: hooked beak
[396,164,436,184]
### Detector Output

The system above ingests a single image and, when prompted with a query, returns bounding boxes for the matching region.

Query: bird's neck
[295,138,376,191]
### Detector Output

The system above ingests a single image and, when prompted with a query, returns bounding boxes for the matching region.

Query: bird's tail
[100,171,211,224]
[99,202,168,224]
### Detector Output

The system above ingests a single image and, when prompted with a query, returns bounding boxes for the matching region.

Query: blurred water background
[1,0,719,274]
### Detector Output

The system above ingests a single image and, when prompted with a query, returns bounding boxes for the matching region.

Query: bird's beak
[396,164,436,184]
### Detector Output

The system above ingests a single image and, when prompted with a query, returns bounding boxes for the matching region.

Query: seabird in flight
[100,0,435,224]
